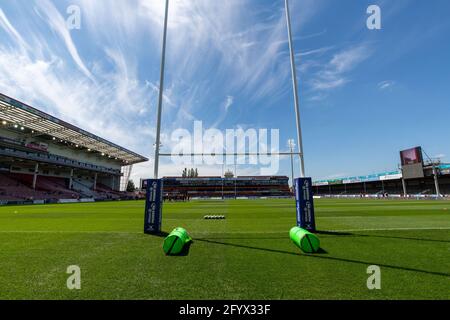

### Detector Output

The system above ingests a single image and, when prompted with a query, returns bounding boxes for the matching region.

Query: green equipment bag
[163,227,192,255]
[290,226,320,253]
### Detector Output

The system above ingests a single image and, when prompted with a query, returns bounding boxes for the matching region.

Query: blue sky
[0,0,449,183]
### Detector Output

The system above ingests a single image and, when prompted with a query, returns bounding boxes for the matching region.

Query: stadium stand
[0,93,147,205]
[0,172,73,201]
[161,176,292,199]
[314,165,450,198]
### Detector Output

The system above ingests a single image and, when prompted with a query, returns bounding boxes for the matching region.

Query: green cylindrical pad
[163,227,192,255]
[290,226,320,253]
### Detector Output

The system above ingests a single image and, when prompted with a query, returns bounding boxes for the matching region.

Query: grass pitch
[0,198,449,300]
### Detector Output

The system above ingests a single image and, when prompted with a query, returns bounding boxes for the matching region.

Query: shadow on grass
[148,231,193,257]
[203,230,450,244]
[200,236,288,240]
[166,241,193,257]
[353,233,450,244]
[316,230,450,244]
[145,231,170,238]
[316,230,353,236]
[194,238,450,278]
[315,248,328,254]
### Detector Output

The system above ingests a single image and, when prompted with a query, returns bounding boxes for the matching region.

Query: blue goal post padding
[144,179,163,234]
[295,177,317,232]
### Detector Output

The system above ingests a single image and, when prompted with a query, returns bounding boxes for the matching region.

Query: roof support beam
[0,94,148,164]
[28,127,69,138]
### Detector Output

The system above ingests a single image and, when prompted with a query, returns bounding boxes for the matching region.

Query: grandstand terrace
[313,164,450,197]
[0,93,148,204]
[159,176,292,199]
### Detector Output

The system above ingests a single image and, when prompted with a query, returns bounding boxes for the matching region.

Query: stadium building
[313,147,450,197]
[140,146,450,200]
[144,176,292,199]
[0,93,148,205]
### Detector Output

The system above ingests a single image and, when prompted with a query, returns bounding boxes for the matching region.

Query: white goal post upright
[285,0,306,178]
[153,0,170,179]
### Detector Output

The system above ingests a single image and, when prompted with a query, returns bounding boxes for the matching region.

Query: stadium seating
[0,173,25,200]
[96,183,123,199]
[0,172,48,200]
[0,172,130,201]
[162,176,292,199]
[1,94,147,205]
[72,178,96,198]
[35,176,78,199]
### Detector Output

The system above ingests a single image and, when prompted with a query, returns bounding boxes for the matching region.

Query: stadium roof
[0,93,148,165]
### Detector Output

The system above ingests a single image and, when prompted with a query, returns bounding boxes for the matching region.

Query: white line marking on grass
[318,215,446,219]
[0,231,141,234]
[187,227,450,235]
[0,227,448,235]
[327,227,450,232]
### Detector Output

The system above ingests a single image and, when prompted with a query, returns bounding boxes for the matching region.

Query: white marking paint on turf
[0,231,141,234]
[166,227,450,235]
[327,227,450,232]
[0,227,449,234]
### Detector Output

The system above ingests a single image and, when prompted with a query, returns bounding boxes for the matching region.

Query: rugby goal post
[144,0,316,235]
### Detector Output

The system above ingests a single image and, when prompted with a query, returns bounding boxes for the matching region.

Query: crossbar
[158,152,302,157]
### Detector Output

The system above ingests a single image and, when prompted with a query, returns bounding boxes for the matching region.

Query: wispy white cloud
[0,1,156,161]
[224,95,234,111]
[35,0,93,80]
[307,93,328,102]
[210,95,234,129]
[0,8,30,52]
[138,0,323,105]
[0,0,324,183]
[297,46,334,58]
[330,45,371,73]
[298,29,327,41]
[377,80,396,90]
[308,44,372,92]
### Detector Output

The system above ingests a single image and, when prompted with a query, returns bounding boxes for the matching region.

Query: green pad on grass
[289,226,320,253]
[163,227,192,256]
